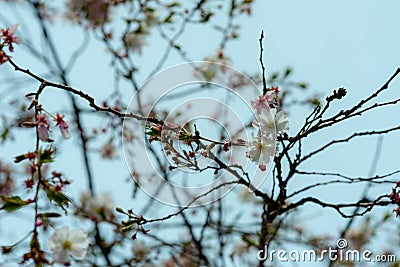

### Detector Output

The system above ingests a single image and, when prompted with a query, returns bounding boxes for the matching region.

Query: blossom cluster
[247,87,290,171]
[142,87,289,172]
[65,0,159,55]
[122,8,159,55]
[35,113,71,142]
[0,24,21,64]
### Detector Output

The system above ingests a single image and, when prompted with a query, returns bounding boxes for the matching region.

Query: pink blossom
[66,0,112,28]
[251,91,276,114]
[53,113,71,139]
[36,114,51,142]
[1,24,21,52]
[101,144,117,159]
[251,96,269,114]
[223,140,231,152]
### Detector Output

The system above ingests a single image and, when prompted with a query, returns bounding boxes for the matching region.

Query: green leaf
[167,2,180,8]
[382,212,391,222]
[45,187,71,214]
[20,122,36,128]
[284,67,292,78]
[38,146,55,165]
[163,12,174,23]
[0,195,30,212]
[241,235,257,247]
[1,127,9,143]
[270,72,279,81]
[310,98,321,107]
[200,69,216,81]
[297,82,308,89]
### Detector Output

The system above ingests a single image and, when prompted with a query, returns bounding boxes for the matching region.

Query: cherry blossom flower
[47,226,89,264]
[252,108,290,134]
[123,30,148,54]
[251,96,269,114]
[273,109,290,133]
[132,241,151,261]
[66,0,112,27]
[36,114,51,142]
[1,24,21,52]
[200,149,208,157]
[246,133,275,171]
[177,244,200,267]
[86,0,109,26]
[0,161,15,195]
[53,113,71,139]
[101,143,117,159]
[143,9,159,28]
[223,140,231,152]
[250,91,276,114]
[252,109,275,134]
[79,192,115,220]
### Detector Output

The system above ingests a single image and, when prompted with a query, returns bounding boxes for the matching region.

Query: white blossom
[246,133,275,171]
[123,31,148,54]
[252,108,290,134]
[48,226,89,264]
[132,241,151,260]
[79,192,115,219]
[143,9,159,28]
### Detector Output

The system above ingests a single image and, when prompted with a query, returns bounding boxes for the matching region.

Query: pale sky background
[1,0,400,266]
